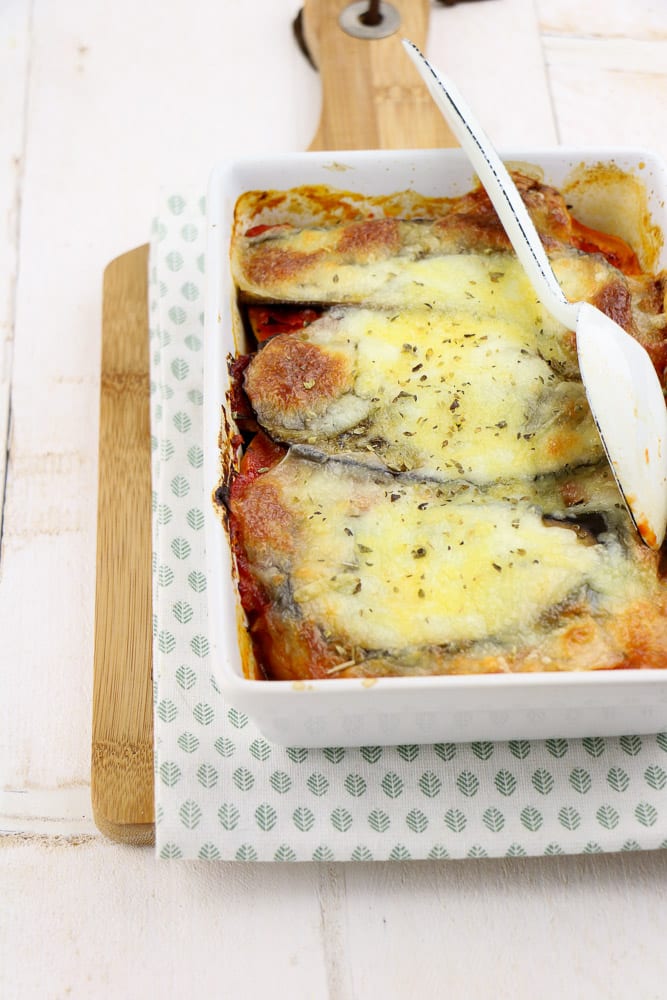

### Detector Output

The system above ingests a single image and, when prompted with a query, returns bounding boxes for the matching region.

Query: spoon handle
[403,40,579,331]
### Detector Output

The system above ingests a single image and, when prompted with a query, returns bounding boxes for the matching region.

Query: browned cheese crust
[222,172,667,680]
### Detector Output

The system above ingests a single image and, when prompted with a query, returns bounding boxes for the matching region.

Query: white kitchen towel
[149,188,667,861]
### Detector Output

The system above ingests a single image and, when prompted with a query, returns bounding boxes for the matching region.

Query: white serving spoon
[403,39,667,550]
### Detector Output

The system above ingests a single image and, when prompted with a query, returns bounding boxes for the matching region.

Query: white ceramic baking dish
[204,147,667,747]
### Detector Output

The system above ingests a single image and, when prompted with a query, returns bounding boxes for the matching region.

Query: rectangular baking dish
[204,147,667,747]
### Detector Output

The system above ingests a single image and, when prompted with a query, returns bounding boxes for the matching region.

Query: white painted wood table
[3,1,667,996]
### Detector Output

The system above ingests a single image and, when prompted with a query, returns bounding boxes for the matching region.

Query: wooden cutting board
[91,0,456,844]
[92,244,155,845]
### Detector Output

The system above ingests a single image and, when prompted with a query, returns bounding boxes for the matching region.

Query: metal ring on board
[338,1,402,40]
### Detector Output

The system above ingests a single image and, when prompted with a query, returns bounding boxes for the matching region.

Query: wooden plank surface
[11,2,667,998]
[92,244,154,845]
[0,3,30,547]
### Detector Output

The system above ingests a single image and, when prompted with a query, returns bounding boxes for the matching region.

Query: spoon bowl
[403,39,667,549]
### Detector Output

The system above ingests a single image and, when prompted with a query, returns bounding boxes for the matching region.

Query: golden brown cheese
[222,173,667,681]
[243,259,605,484]
[233,217,559,307]
[229,453,667,679]
[233,174,640,304]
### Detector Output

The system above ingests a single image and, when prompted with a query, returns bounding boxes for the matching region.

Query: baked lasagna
[216,171,667,681]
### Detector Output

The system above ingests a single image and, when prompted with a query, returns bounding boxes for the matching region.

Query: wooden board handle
[304,0,457,151]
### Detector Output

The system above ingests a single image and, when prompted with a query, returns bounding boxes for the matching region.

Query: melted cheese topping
[245,263,603,483]
[245,455,650,653]
[227,182,667,678]
[234,219,619,310]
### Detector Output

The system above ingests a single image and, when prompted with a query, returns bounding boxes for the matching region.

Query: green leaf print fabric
[149,189,667,861]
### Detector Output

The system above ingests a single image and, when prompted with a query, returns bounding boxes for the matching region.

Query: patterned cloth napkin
[149,188,667,861]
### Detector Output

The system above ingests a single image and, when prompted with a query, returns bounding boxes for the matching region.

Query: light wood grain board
[92,244,154,845]
[91,0,455,844]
